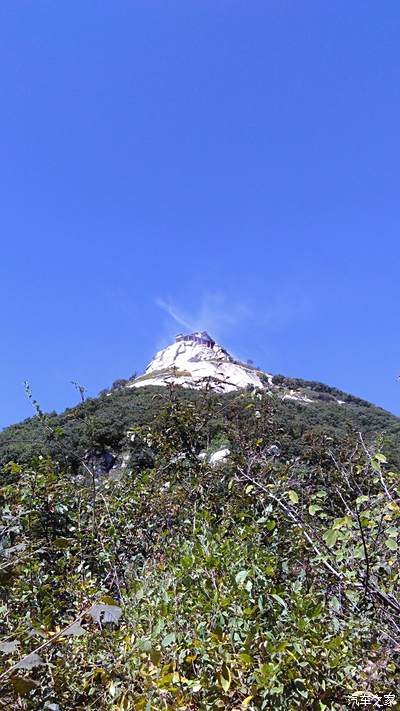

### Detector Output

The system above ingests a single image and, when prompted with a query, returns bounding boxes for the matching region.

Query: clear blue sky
[1,1,400,429]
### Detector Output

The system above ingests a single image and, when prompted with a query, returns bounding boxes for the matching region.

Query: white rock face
[282,390,314,404]
[129,337,268,393]
[209,447,230,466]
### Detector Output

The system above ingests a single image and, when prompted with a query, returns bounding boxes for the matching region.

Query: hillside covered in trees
[1,375,400,472]
[0,381,399,709]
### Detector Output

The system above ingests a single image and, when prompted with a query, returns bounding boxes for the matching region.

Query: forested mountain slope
[1,375,399,472]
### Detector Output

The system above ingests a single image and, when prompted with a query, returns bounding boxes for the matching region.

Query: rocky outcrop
[129,336,268,393]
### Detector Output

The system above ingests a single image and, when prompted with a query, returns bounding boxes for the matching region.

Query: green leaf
[374,453,387,463]
[271,593,287,609]
[53,537,71,549]
[308,504,321,516]
[10,676,38,696]
[385,538,398,551]
[150,649,161,666]
[235,570,249,585]
[288,490,299,504]
[330,596,341,612]
[387,527,398,538]
[161,632,176,647]
[239,653,252,665]
[323,529,339,548]
[245,578,253,592]
[353,545,365,559]
[139,638,152,652]
[332,517,351,530]
[108,680,118,698]
[152,619,165,637]
[219,663,231,692]
[101,595,120,606]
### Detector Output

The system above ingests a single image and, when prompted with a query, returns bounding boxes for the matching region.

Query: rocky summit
[129,330,271,392]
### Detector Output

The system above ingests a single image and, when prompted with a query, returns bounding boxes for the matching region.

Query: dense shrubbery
[1,378,400,471]
[271,374,374,407]
[0,387,172,469]
[0,388,399,709]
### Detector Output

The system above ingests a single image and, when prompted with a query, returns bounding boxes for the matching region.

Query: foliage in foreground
[0,389,399,709]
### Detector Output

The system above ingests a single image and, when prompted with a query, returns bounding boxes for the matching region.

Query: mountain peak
[130,332,269,392]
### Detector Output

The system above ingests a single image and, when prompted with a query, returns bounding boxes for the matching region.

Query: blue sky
[1,1,400,429]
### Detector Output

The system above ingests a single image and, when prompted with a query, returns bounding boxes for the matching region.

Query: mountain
[0,331,399,471]
[129,331,269,392]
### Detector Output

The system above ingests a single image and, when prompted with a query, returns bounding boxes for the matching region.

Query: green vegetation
[271,374,378,407]
[1,377,400,471]
[0,383,399,708]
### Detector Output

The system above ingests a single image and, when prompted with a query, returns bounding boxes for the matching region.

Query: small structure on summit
[175,331,215,348]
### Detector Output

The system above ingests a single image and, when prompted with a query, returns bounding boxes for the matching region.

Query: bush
[0,390,399,708]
